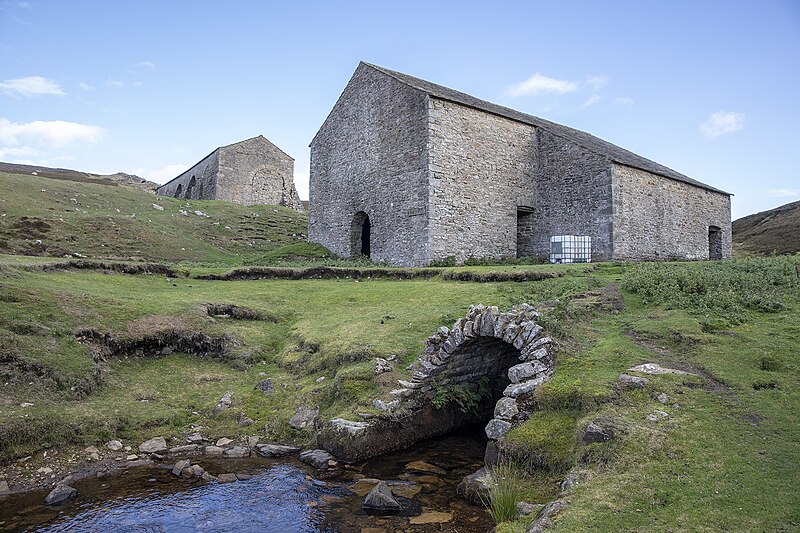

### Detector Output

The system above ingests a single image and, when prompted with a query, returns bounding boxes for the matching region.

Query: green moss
[504,411,579,472]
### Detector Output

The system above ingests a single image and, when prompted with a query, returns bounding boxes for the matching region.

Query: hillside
[0,162,158,192]
[0,170,313,264]
[733,200,800,255]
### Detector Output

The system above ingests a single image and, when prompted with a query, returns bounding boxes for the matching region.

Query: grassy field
[1,171,798,531]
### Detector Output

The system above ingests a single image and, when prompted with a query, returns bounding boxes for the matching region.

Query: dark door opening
[360,216,371,257]
[708,226,722,260]
[516,207,534,258]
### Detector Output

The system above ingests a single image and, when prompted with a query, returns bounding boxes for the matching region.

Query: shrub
[621,256,800,325]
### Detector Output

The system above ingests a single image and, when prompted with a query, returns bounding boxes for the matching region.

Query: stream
[0,427,494,532]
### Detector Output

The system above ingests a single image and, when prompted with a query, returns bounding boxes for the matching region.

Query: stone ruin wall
[612,164,732,260]
[156,151,219,200]
[427,98,537,263]
[216,140,303,211]
[308,65,430,266]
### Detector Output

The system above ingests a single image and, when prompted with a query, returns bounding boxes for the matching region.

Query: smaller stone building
[156,136,303,211]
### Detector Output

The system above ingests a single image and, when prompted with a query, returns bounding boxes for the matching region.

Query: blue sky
[1,0,798,219]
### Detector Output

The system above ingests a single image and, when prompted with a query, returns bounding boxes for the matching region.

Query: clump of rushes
[482,461,523,524]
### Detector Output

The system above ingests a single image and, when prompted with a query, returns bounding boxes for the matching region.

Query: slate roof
[363,62,729,195]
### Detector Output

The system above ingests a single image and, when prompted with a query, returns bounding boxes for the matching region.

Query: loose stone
[139,437,167,454]
[299,449,336,469]
[106,440,123,451]
[44,484,77,505]
[362,481,402,512]
[172,459,191,476]
[253,444,300,458]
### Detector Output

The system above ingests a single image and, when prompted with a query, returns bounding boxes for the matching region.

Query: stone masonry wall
[612,164,732,260]
[309,64,429,266]
[156,151,219,200]
[427,98,537,263]
[216,137,303,210]
[529,130,614,261]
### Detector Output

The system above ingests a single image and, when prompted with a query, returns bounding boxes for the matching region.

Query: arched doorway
[352,211,371,258]
[185,176,196,199]
[174,184,183,198]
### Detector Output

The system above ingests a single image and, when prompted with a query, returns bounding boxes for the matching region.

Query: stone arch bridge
[318,304,555,462]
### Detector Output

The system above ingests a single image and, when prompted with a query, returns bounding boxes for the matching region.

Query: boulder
[44,484,77,505]
[374,358,393,374]
[253,444,300,458]
[372,398,400,412]
[299,449,336,469]
[657,393,670,404]
[627,363,692,375]
[526,499,567,533]
[288,406,319,430]
[494,397,519,420]
[560,472,580,491]
[217,473,238,483]
[582,421,614,443]
[238,415,255,427]
[186,433,204,444]
[222,446,250,459]
[216,437,234,447]
[485,419,512,440]
[204,446,225,456]
[139,437,168,454]
[212,392,233,414]
[168,444,200,456]
[106,440,123,451]
[508,362,537,384]
[254,379,273,393]
[456,467,492,505]
[0,479,10,497]
[362,481,402,512]
[172,459,191,476]
[185,464,205,477]
[516,501,543,517]
[617,373,649,389]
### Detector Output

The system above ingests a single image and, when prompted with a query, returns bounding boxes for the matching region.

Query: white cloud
[0,118,106,147]
[79,82,95,91]
[699,111,745,138]
[133,163,188,184]
[580,95,601,109]
[768,188,800,198]
[613,96,634,107]
[0,145,39,159]
[106,79,124,88]
[135,60,155,69]
[0,76,65,98]
[586,75,608,90]
[505,73,579,98]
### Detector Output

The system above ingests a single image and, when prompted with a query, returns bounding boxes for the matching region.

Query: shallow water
[0,428,494,532]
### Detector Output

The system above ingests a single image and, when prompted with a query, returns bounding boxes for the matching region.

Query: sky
[1,0,799,220]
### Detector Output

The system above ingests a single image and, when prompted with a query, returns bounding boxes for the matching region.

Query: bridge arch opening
[319,304,554,463]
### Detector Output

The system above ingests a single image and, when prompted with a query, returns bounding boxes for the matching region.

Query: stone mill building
[308,62,731,266]
[156,136,304,211]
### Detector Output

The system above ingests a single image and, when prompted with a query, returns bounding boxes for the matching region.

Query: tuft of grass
[482,462,524,525]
